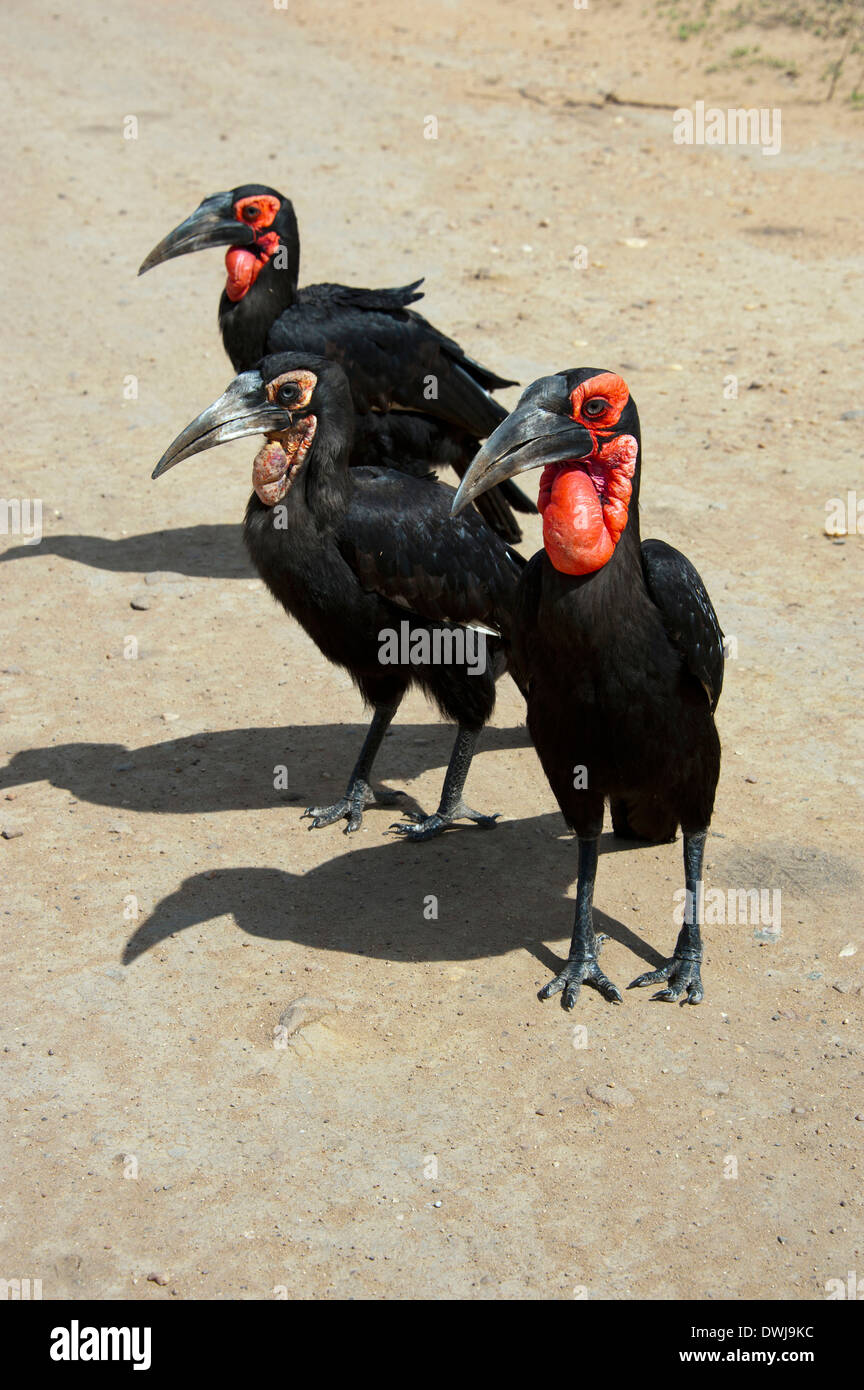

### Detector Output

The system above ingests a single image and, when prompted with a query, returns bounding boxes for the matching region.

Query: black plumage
[453,368,724,1008]
[139,185,534,541]
[152,353,524,839]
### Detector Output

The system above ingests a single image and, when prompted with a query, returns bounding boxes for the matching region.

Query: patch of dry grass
[655,0,864,100]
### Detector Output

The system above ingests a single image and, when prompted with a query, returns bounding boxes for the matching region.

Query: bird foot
[388,801,500,842]
[629,950,704,1004]
[539,950,622,1010]
[302,781,403,834]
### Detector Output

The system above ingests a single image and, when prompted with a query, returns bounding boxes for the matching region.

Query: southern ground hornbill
[453,369,724,1007]
[138,184,534,542]
[152,353,525,840]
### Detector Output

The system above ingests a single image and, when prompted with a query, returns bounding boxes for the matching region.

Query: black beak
[452,402,594,516]
[152,373,290,479]
[138,192,255,275]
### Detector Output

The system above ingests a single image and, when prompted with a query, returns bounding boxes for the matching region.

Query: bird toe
[303,796,363,831]
[388,813,447,841]
[540,957,621,1010]
[628,964,670,990]
[539,974,567,1001]
[635,954,704,1005]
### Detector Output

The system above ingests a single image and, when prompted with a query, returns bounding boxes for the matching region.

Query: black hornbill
[453,369,724,1008]
[138,184,535,542]
[152,353,525,840]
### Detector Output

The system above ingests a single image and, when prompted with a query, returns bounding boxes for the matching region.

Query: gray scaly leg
[629,830,706,1004]
[388,725,499,842]
[303,701,403,834]
[540,836,622,1010]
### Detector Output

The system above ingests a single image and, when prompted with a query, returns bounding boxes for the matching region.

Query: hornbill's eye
[583,398,609,418]
[276,381,301,406]
[243,204,260,222]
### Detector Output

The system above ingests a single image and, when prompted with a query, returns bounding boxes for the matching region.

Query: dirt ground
[1,0,862,1301]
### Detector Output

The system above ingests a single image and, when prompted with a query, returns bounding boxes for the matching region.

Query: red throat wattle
[538,434,638,575]
[225,232,280,303]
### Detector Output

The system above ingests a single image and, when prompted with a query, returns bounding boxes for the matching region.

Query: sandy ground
[1,0,862,1301]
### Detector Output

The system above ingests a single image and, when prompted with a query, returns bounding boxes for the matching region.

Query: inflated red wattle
[225,247,260,302]
[541,468,615,575]
[537,434,637,576]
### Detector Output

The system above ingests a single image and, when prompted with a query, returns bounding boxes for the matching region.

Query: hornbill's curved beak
[152,373,289,478]
[138,192,254,275]
[451,402,594,517]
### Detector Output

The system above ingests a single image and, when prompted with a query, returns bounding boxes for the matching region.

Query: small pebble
[1,825,23,839]
[147,1272,169,1286]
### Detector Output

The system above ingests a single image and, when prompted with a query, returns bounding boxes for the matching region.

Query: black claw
[631,952,704,1005]
[388,806,500,841]
[302,789,368,832]
[628,967,667,990]
[540,956,622,1010]
[539,976,565,1001]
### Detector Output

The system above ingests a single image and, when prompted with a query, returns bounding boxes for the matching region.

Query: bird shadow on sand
[0,722,533,814]
[0,524,251,580]
[121,813,669,973]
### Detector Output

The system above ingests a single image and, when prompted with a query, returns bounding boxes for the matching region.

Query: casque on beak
[152,372,290,478]
[451,402,594,517]
[138,192,254,275]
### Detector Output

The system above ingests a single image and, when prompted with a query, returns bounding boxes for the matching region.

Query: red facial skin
[225,194,282,302]
[536,372,637,576]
